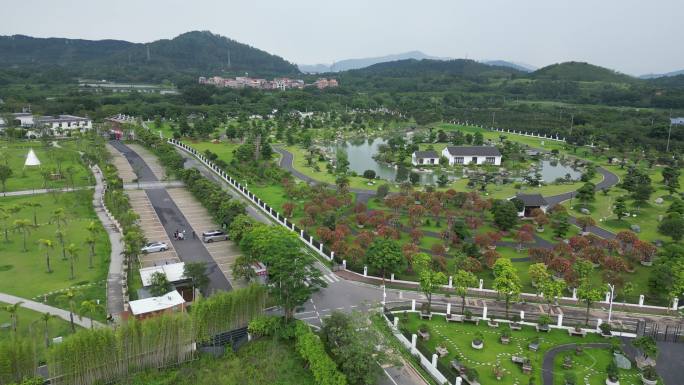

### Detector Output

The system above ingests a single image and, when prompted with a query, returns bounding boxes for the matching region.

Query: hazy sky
[1,0,682,75]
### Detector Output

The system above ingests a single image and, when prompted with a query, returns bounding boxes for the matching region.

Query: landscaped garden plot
[0,140,92,192]
[399,313,640,385]
[552,347,641,385]
[0,301,77,345]
[0,191,110,301]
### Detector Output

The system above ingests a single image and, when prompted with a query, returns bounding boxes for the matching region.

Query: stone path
[91,165,126,319]
[0,292,103,329]
[0,186,92,197]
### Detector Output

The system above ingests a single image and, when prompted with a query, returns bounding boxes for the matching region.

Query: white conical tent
[24,148,41,167]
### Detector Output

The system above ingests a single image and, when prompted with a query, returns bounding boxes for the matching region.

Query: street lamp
[607,283,615,323]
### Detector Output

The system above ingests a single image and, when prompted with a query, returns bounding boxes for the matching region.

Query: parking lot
[126,189,180,267]
[106,143,136,183]
[166,188,244,288]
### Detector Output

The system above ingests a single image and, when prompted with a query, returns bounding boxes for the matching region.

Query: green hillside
[532,61,634,83]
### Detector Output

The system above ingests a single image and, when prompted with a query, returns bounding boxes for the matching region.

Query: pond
[330,138,582,185]
[328,138,451,184]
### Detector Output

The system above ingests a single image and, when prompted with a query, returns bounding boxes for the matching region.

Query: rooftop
[515,193,548,207]
[413,150,439,158]
[128,290,185,316]
[140,262,186,286]
[445,146,501,157]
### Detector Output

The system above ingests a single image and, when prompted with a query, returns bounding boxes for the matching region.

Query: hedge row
[294,322,347,385]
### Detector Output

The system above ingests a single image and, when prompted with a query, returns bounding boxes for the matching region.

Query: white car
[141,242,168,253]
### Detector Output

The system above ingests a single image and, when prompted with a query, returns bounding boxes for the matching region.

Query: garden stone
[630,224,641,233]
[614,353,631,370]
[580,208,591,215]
[654,197,663,205]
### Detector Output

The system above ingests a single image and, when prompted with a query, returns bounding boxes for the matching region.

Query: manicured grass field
[0,140,92,192]
[0,301,77,345]
[0,191,110,301]
[117,338,316,385]
[399,313,639,385]
[552,347,641,385]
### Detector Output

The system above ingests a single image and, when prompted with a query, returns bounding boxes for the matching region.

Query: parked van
[202,230,228,243]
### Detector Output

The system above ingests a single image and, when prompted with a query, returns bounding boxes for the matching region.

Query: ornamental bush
[294,322,347,385]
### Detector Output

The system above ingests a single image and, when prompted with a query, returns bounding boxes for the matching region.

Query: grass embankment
[0,191,110,317]
[0,140,92,192]
[400,313,640,385]
[116,338,316,385]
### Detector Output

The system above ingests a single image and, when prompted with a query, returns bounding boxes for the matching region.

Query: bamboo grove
[0,286,267,385]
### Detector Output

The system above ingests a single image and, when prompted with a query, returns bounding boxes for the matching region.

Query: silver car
[141,242,168,253]
[202,230,228,243]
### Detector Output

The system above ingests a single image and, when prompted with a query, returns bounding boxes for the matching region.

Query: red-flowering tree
[483,249,501,269]
[568,236,591,253]
[515,227,535,250]
[409,228,423,244]
[602,255,627,272]
[581,246,606,265]
[408,204,426,228]
[353,202,367,214]
[282,202,295,218]
[460,257,483,273]
[528,247,555,264]
[474,233,495,250]
[355,213,368,227]
[385,195,407,215]
[633,240,658,264]
[431,243,446,257]
[402,243,419,269]
[549,257,572,277]
[553,242,573,258]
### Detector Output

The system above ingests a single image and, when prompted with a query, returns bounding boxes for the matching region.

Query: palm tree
[86,221,99,269]
[38,238,55,273]
[22,202,42,226]
[79,300,103,329]
[55,229,66,260]
[13,219,33,252]
[65,243,79,279]
[40,312,55,347]
[0,209,10,242]
[50,208,67,231]
[3,302,23,332]
[57,289,77,332]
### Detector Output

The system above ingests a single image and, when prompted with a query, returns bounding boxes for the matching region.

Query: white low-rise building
[441,146,502,166]
[411,150,440,166]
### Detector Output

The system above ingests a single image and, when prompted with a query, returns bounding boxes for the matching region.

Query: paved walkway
[0,292,103,329]
[91,166,126,319]
[106,143,136,183]
[0,186,92,197]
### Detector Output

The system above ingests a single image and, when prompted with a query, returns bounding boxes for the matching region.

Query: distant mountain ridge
[640,69,684,79]
[483,60,536,72]
[344,58,523,78]
[299,51,450,73]
[532,61,634,82]
[0,31,299,81]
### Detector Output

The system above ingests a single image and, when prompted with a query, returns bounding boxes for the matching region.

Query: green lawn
[0,191,110,302]
[0,301,77,347]
[399,313,639,385]
[0,140,93,192]
[553,347,641,385]
[117,338,316,385]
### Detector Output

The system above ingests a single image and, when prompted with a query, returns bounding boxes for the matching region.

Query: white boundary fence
[168,139,682,314]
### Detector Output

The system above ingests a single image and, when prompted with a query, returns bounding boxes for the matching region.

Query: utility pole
[607,283,615,323]
[569,114,574,137]
[492,111,495,126]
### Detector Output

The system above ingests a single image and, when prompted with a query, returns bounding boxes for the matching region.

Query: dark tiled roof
[413,150,439,159]
[445,146,501,157]
[515,193,548,206]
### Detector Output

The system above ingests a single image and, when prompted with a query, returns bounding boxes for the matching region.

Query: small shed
[128,290,186,320]
[514,193,549,217]
[412,150,440,166]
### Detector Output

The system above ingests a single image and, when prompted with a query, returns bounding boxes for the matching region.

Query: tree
[23,202,41,226]
[365,238,404,284]
[551,211,571,239]
[577,283,603,325]
[57,289,78,332]
[13,219,33,252]
[149,271,172,296]
[184,262,209,299]
[528,263,550,293]
[662,166,680,195]
[613,196,628,220]
[576,216,596,233]
[658,213,684,241]
[38,238,54,273]
[79,300,102,329]
[50,208,67,231]
[86,220,100,269]
[491,200,518,231]
[65,243,80,280]
[412,253,447,313]
[492,259,521,319]
[228,214,257,243]
[376,184,390,199]
[437,174,448,187]
[321,312,383,385]
[575,182,596,208]
[409,171,420,185]
[0,165,13,195]
[0,209,10,242]
[541,279,566,314]
[40,312,55,348]
[453,270,478,315]
[3,302,23,332]
[363,169,376,180]
[240,225,325,321]
[633,336,659,361]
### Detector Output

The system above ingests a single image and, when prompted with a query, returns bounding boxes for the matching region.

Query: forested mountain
[640,69,684,79]
[0,31,298,82]
[483,60,535,72]
[345,58,521,78]
[532,61,634,83]
[299,51,450,73]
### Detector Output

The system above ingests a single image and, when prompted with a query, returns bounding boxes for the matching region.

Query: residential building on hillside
[411,150,440,166]
[441,146,502,166]
[199,76,336,90]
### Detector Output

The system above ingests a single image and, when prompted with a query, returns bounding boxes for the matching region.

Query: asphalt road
[109,141,232,293]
